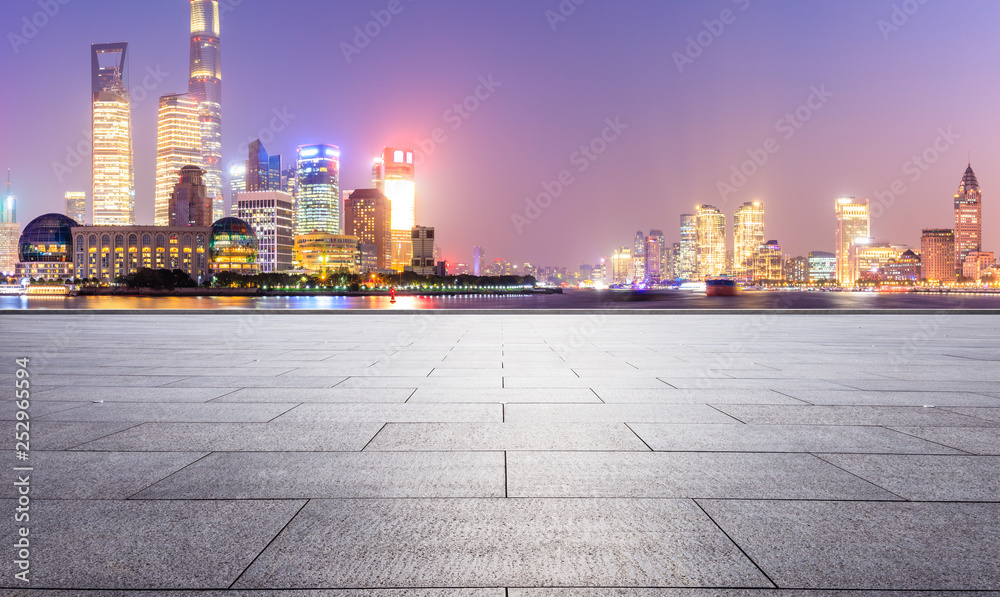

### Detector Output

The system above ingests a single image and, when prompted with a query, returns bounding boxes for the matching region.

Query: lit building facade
[188,0,224,220]
[632,231,646,284]
[963,251,995,282]
[695,205,726,280]
[410,226,435,275]
[954,164,982,276]
[16,214,80,280]
[753,240,783,282]
[835,197,870,286]
[373,148,416,271]
[92,43,134,226]
[169,166,213,227]
[0,224,19,275]
[229,161,246,209]
[646,230,664,284]
[296,144,340,236]
[611,247,633,285]
[784,256,808,284]
[2,172,15,224]
[807,251,836,283]
[236,191,294,273]
[210,217,258,274]
[855,242,903,281]
[678,214,697,280]
[885,250,921,282]
[65,192,87,225]
[734,201,764,281]
[343,189,391,270]
[72,225,211,283]
[247,140,281,193]
[920,229,956,283]
[293,233,360,274]
[155,93,202,226]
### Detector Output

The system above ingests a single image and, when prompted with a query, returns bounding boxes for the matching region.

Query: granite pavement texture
[2,312,1000,595]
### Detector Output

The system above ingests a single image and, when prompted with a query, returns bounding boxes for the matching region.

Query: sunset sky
[2,0,999,267]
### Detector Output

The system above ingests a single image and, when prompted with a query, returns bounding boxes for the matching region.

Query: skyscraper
[695,205,726,280]
[753,240,783,282]
[2,171,15,224]
[168,165,213,227]
[155,93,202,226]
[65,192,86,225]
[296,145,340,236]
[246,140,281,193]
[373,148,416,271]
[678,214,697,280]
[734,201,764,281]
[646,230,664,285]
[0,173,18,275]
[921,229,956,283]
[411,226,435,275]
[954,163,982,276]
[236,191,294,273]
[474,246,486,277]
[632,231,646,284]
[229,161,246,209]
[835,197,870,286]
[91,42,134,226]
[343,189,391,270]
[611,247,633,285]
[188,0,223,220]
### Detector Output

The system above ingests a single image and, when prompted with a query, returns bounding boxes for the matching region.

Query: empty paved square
[3,312,1000,593]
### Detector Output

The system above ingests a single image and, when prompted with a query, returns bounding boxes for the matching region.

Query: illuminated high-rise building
[678,214,697,280]
[834,197,870,286]
[954,163,982,275]
[632,231,646,284]
[2,171,15,224]
[188,0,223,220]
[921,229,956,283]
[343,189,391,270]
[236,191,294,273]
[808,251,836,283]
[734,201,764,280]
[65,192,86,225]
[247,140,281,193]
[91,42,134,226]
[695,205,726,280]
[474,246,486,277]
[296,144,340,236]
[373,148,416,271]
[646,230,664,284]
[611,247,633,285]
[155,93,202,226]
[753,240,783,282]
[229,161,246,209]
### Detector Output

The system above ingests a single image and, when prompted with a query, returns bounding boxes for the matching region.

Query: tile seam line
[692,498,779,589]
[227,498,311,590]
[810,453,911,501]
[124,450,215,500]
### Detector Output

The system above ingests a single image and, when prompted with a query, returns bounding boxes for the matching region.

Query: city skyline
[3,1,1000,266]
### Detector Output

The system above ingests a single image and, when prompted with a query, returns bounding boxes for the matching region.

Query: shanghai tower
[188,0,223,221]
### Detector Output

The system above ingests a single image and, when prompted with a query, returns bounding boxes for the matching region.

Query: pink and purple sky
[2,0,999,267]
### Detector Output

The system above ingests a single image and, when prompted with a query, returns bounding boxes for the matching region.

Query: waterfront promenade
[2,312,1000,594]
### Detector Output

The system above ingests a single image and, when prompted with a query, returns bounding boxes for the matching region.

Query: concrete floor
[3,313,1000,594]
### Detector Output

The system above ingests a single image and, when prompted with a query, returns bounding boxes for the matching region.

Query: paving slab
[0,499,305,589]
[35,402,298,423]
[75,421,384,452]
[888,426,1000,455]
[135,451,504,499]
[776,390,1000,407]
[711,404,999,427]
[365,423,650,451]
[210,387,415,403]
[818,454,1000,501]
[407,388,602,403]
[233,498,772,588]
[592,388,806,405]
[274,403,502,423]
[507,452,898,500]
[29,421,142,450]
[162,375,348,388]
[698,500,1000,590]
[33,386,236,403]
[940,407,1000,423]
[0,451,206,499]
[627,423,963,454]
[503,404,739,424]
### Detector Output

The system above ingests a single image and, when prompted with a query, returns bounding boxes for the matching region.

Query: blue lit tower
[296,145,341,235]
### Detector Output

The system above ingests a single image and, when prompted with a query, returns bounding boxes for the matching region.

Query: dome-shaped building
[210,217,258,274]
[17,213,79,279]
